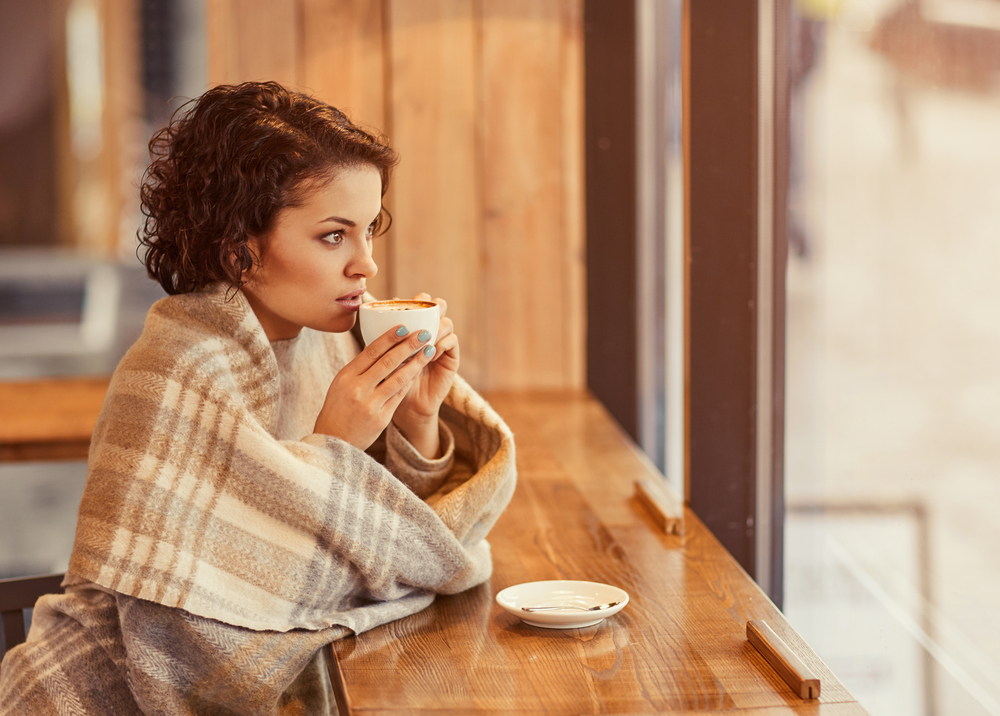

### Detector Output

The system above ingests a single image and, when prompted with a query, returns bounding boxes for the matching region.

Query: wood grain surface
[0,378,867,711]
[97,0,141,256]
[748,619,821,700]
[480,0,581,390]
[206,0,298,87]
[298,0,391,301]
[330,391,870,714]
[0,377,110,461]
[634,474,684,535]
[197,0,586,392]
[387,0,485,387]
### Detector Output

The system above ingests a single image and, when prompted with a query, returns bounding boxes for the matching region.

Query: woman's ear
[236,237,262,280]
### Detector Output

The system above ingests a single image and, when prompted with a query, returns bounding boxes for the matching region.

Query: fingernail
[396,326,409,337]
[423,345,436,358]
[418,330,431,343]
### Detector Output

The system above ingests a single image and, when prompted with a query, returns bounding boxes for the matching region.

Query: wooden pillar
[55,0,141,256]
[101,0,141,256]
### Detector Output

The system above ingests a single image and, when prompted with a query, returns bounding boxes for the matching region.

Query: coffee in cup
[364,300,434,312]
[359,299,440,350]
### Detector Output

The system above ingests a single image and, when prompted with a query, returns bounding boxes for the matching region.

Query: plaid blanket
[0,284,516,714]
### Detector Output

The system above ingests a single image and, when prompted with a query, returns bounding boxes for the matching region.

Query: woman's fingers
[434,330,458,353]
[432,331,460,369]
[367,328,436,386]
[432,317,454,348]
[316,325,434,449]
[375,341,437,407]
[345,323,414,377]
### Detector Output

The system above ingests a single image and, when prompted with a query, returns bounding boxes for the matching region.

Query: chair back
[0,573,64,663]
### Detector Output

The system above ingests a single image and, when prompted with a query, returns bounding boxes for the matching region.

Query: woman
[0,82,516,715]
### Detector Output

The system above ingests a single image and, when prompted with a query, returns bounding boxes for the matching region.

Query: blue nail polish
[418,330,431,343]
[423,345,436,358]
[396,326,408,337]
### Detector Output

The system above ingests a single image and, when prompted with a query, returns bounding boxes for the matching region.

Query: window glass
[783,1,1000,713]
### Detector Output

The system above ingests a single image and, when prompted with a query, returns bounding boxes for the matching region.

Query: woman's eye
[320,230,345,245]
[366,223,376,238]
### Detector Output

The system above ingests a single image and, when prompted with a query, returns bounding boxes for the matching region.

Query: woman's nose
[348,243,378,279]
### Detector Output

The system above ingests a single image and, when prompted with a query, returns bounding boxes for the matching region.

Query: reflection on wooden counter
[329,391,870,715]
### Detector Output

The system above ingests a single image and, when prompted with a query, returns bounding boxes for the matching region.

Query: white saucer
[495,580,629,629]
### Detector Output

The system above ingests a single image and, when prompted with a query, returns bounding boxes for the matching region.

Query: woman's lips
[336,289,365,311]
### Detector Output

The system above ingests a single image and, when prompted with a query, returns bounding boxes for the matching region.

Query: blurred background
[0,0,192,581]
[782,0,1000,713]
[2,1,1000,714]
[0,0,185,381]
[0,0,200,596]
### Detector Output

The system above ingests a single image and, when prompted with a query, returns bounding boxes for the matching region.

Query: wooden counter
[0,377,110,462]
[0,378,868,713]
[328,390,870,715]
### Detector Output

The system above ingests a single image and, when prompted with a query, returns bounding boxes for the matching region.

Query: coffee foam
[365,300,436,311]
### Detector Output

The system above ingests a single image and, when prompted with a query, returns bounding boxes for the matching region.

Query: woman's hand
[392,294,460,459]
[314,322,438,451]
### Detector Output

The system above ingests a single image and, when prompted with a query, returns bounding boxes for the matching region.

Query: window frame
[584,0,789,604]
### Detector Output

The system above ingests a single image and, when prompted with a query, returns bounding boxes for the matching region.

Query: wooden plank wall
[204,0,585,391]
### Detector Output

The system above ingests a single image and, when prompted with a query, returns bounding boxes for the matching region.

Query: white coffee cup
[359,299,440,353]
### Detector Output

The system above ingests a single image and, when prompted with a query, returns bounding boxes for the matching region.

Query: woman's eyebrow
[319,216,355,226]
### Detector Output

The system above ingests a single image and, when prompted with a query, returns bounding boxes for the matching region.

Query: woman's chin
[321,314,357,334]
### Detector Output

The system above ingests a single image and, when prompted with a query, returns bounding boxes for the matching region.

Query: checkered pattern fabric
[0,284,516,714]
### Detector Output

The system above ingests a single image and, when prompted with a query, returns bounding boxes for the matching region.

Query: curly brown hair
[139,81,398,295]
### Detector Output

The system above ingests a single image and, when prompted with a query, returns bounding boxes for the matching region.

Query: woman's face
[242,165,382,341]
